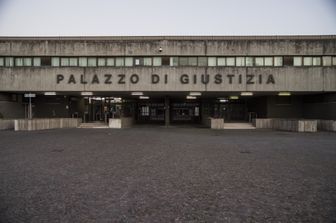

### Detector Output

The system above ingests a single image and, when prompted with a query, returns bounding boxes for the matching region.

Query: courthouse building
[0,36,335,126]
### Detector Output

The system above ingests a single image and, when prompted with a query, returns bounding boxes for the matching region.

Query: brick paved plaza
[0,128,335,222]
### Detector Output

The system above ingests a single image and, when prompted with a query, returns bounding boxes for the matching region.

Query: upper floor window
[2,55,336,68]
[88,57,97,67]
[106,58,115,66]
[79,57,87,67]
[69,58,78,66]
[323,56,332,66]
[236,57,245,67]
[303,57,313,66]
[51,57,60,67]
[255,57,264,66]
[274,57,283,66]
[144,57,152,66]
[115,57,124,67]
[198,57,207,66]
[125,57,133,67]
[33,57,41,67]
[153,57,161,66]
[226,57,235,66]
[293,57,302,66]
[264,57,273,66]
[5,57,14,67]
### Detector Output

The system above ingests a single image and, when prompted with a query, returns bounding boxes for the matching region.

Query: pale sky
[0,0,335,36]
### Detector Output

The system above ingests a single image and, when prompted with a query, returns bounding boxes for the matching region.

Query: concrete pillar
[164,96,170,127]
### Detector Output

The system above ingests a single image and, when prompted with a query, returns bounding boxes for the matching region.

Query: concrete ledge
[109,117,133,129]
[254,118,317,132]
[0,119,15,130]
[253,118,273,129]
[317,120,336,132]
[208,118,225,129]
[14,118,82,131]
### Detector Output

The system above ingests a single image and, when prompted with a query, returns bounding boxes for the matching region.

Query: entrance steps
[78,122,109,129]
[223,122,256,129]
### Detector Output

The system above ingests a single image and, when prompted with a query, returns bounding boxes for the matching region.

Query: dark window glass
[134,57,143,66]
[41,57,51,66]
[179,57,188,66]
[283,56,293,66]
[162,57,170,66]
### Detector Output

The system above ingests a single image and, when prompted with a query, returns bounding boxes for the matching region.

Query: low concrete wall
[317,120,336,132]
[14,118,82,131]
[109,117,133,129]
[0,119,15,130]
[208,118,225,129]
[253,118,273,129]
[255,118,317,132]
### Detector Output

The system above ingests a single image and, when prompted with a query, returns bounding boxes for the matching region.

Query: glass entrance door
[137,102,165,124]
[171,102,201,124]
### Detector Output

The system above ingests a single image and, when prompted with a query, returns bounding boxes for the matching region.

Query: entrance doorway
[170,102,201,124]
[214,99,248,122]
[85,97,122,123]
[136,101,165,124]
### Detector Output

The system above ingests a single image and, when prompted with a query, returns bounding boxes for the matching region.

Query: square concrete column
[165,96,170,126]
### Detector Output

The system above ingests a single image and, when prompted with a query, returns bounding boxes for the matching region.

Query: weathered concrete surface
[0,36,336,93]
[317,120,336,132]
[0,128,336,222]
[254,118,273,129]
[109,117,133,128]
[14,118,82,131]
[208,118,225,129]
[255,118,317,132]
[1,36,335,56]
[0,119,15,130]
[0,67,334,92]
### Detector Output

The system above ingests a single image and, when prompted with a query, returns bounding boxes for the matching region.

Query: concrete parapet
[208,118,225,129]
[317,120,336,132]
[254,118,273,129]
[0,119,15,130]
[254,118,317,132]
[14,118,82,131]
[109,117,133,128]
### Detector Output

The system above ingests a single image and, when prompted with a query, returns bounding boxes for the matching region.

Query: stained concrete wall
[14,118,82,131]
[0,36,335,93]
[1,36,335,56]
[0,67,335,92]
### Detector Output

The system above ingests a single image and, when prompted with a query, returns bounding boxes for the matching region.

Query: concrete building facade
[0,36,335,125]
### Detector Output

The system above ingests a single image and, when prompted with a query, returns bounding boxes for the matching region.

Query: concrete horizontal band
[0,35,336,41]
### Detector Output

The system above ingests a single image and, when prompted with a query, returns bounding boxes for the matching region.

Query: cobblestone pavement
[0,128,335,222]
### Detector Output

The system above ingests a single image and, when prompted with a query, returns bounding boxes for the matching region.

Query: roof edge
[0,35,335,41]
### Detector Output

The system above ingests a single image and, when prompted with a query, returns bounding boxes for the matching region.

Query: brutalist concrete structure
[0,36,335,126]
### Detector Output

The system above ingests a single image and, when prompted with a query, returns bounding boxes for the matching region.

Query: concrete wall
[14,118,82,131]
[255,118,317,132]
[1,36,335,56]
[0,36,335,93]
[0,119,15,130]
[317,120,336,132]
[0,67,335,92]
[109,117,133,128]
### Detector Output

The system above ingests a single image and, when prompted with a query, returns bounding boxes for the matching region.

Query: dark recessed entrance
[136,101,165,124]
[170,101,201,124]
